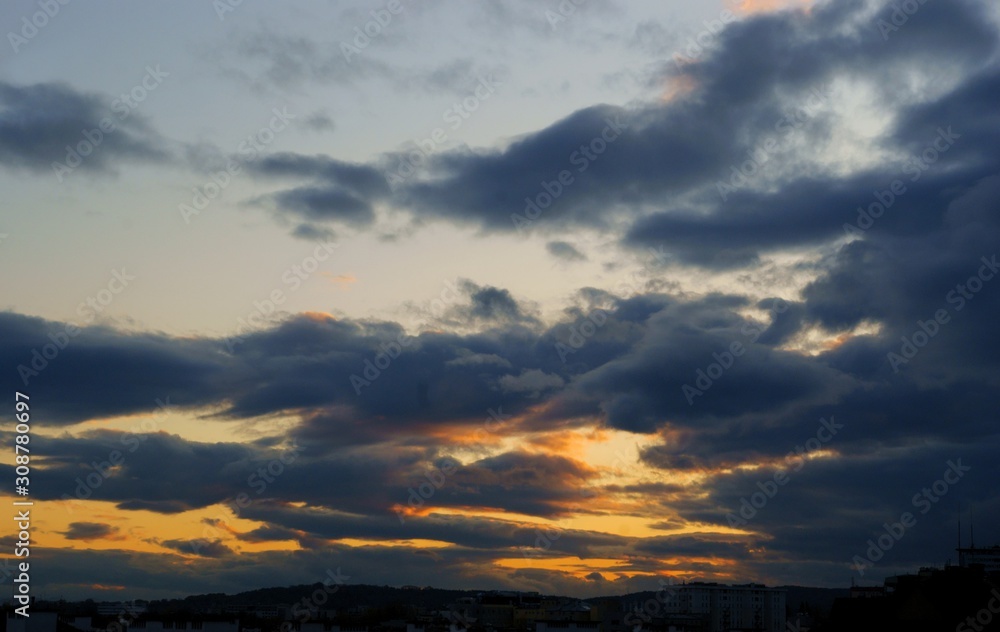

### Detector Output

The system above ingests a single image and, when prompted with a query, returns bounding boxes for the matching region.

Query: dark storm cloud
[800,175,1000,365]
[0,279,925,569]
[621,0,1000,266]
[659,441,1000,583]
[116,500,191,514]
[623,170,988,268]
[681,0,995,111]
[0,301,539,428]
[0,275,911,445]
[2,421,596,524]
[61,522,120,541]
[252,153,390,198]
[223,316,539,425]
[891,66,1000,169]
[2,236,996,485]
[233,525,312,545]
[443,451,596,517]
[7,430,404,516]
[9,430,261,513]
[248,153,390,226]
[543,294,856,433]
[466,284,526,321]
[435,280,542,329]
[0,311,227,424]
[633,533,753,560]
[271,185,375,225]
[246,0,999,269]
[0,81,172,176]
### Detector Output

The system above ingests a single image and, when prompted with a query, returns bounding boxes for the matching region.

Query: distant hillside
[150,584,513,613]
[146,583,846,616]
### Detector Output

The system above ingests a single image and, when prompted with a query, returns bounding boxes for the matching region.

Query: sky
[1,0,1000,601]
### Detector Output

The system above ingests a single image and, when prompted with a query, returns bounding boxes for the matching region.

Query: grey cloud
[160,539,235,559]
[61,522,121,541]
[0,81,171,176]
[547,240,588,261]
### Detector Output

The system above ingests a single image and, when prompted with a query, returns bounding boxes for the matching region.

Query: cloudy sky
[2,0,1000,600]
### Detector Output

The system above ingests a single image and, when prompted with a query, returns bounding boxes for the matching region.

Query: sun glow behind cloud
[728,0,814,15]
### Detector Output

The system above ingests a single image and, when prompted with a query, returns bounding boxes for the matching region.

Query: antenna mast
[970,504,975,549]
[958,500,962,550]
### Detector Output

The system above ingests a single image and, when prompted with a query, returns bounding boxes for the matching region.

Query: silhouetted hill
[138,582,850,619]
[149,583,557,614]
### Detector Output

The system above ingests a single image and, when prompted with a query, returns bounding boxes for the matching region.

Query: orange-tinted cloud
[662,74,698,103]
[821,332,852,350]
[729,0,813,15]
[322,272,357,290]
[729,0,814,15]
[524,429,590,455]
[300,310,337,322]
